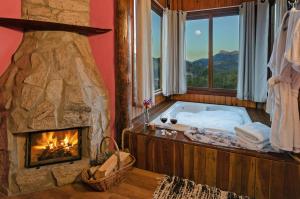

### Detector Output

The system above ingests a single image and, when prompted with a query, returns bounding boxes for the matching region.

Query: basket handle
[99,136,121,170]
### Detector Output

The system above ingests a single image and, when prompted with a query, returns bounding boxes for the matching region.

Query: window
[213,15,239,89]
[151,9,162,91]
[186,8,240,91]
[186,19,209,88]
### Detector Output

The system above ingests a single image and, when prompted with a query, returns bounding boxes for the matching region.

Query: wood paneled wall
[124,132,300,199]
[157,0,167,8]
[169,0,254,11]
[171,94,257,108]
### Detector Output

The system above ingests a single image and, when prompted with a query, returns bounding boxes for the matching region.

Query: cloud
[195,30,202,36]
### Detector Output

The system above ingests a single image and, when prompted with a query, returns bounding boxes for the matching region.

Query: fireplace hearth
[26,128,82,168]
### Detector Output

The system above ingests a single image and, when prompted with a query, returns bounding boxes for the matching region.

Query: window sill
[154,89,163,96]
[187,88,236,97]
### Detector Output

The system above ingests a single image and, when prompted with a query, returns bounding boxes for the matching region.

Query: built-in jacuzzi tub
[151,101,252,135]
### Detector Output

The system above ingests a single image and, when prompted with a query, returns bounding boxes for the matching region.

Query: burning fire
[32,131,78,151]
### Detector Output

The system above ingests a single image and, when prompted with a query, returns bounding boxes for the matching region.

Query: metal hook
[289,0,298,8]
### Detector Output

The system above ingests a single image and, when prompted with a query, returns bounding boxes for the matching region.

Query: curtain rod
[185,0,275,13]
[185,5,239,13]
[153,0,165,10]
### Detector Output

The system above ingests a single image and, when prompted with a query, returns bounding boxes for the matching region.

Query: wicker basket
[81,136,136,191]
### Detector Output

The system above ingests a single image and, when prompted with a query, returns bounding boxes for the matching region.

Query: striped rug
[153,176,250,199]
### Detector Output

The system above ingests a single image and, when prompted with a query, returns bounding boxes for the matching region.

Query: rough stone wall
[0,0,110,195]
[2,31,109,136]
[0,112,9,194]
[22,0,90,26]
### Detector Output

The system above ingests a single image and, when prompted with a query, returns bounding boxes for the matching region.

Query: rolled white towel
[234,122,270,144]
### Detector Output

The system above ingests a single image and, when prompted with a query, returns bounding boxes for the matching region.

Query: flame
[32,130,78,151]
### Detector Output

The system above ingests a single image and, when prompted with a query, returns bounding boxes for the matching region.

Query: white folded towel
[237,137,269,150]
[234,122,270,144]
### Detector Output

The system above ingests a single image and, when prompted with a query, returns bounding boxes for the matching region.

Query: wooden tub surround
[123,101,300,199]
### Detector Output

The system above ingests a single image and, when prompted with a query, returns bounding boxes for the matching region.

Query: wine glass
[170,113,178,135]
[170,113,177,125]
[160,114,168,124]
[159,114,168,136]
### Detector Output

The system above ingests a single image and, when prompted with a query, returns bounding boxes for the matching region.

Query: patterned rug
[153,176,250,199]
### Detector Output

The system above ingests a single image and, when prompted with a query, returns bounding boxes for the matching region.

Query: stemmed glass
[159,114,168,136]
[170,113,178,135]
[160,114,168,124]
[170,115,178,125]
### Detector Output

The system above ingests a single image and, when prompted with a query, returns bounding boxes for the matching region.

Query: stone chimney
[0,0,110,195]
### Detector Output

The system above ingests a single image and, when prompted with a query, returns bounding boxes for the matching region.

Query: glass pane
[186,19,209,88]
[213,15,239,89]
[151,11,162,91]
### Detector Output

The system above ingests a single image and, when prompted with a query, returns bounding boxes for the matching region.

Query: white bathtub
[151,101,252,134]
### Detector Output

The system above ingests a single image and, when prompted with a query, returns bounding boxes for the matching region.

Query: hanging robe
[266,9,300,152]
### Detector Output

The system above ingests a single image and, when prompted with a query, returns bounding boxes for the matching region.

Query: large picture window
[186,8,239,92]
[186,18,209,88]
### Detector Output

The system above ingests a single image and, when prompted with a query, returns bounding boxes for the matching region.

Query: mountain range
[186,50,239,89]
[187,50,239,72]
[152,50,239,89]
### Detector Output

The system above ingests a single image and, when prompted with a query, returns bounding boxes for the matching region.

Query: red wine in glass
[160,114,168,123]
[170,118,177,124]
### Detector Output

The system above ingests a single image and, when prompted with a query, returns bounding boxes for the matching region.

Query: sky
[186,15,240,61]
[151,13,239,62]
[151,11,162,58]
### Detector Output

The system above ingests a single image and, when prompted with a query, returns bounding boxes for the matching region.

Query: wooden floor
[124,101,300,199]
[0,168,162,199]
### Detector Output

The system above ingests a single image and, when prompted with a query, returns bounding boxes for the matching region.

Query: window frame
[151,0,163,93]
[186,7,239,97]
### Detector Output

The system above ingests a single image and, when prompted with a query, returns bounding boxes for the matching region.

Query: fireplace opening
[26,128,82,168]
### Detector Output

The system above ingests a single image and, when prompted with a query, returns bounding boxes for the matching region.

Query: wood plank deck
[0,168,162,199]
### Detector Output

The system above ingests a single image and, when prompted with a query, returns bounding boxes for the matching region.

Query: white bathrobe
[266,9,300,152]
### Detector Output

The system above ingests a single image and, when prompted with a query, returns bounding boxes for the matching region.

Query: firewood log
[120,155,132,168]
[38,145,72,160]
[93,170,106,180]
[88,166,100,177]
[98,152,130,177]
[88,166,106,180]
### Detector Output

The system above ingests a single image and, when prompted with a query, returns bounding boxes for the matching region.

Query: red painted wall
[0,1,116,137]
[89,0,115,137]
[0,0,23,76]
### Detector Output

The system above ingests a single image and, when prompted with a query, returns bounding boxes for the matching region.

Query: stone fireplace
[26,128,82,168]
[0,0,110,195]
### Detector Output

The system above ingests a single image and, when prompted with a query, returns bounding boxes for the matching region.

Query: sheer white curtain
[237,1,269,102]
[135,0,155,105]
[254,0,269,102]
[275,0,287,34]
[162,9,187,96]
